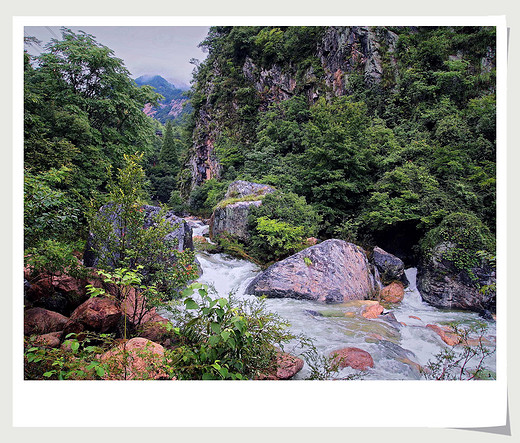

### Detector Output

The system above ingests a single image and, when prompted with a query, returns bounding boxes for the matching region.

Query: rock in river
[246,239,381,302]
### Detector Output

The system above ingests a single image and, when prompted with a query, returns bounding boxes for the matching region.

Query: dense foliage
[187,25,496,263]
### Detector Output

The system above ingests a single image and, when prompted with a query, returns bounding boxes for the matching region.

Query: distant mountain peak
[135,74,191,123]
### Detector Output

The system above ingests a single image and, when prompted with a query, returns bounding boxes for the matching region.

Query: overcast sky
[24,26,210,89]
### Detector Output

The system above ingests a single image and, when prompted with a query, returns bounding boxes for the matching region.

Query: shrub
[248,191,321,263]
[188,179,229,217]
[167,283,311,380]
[423,322,496,380]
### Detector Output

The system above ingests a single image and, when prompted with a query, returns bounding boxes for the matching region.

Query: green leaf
[184,298,199,310]
[221,330,231,342]
[210,322,220,334]
[208,335,220,347]
[95,366,105,377]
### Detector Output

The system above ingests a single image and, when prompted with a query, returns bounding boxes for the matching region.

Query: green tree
[24,28,161,200]
[87,153,198,297]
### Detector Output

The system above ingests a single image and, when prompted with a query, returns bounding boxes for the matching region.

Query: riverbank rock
[362,302,384,319]
[426,324,461,346]
[257,351,304,380]
[372,246,409,286]
[246,239,381,302]
[417,242,496,313]
[24,307,69,335]
[330,347,374,371]
[211,200,262,241]
[24,270,91,317]
[63,297,121,336]
[380,281,405,304]
[210,181,275,242]
[98,337,169,380]
[83,204,193,268]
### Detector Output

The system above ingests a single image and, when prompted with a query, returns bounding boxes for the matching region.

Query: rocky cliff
[188,26,399,188]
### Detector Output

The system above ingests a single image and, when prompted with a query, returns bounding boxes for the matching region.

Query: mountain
[135,75,192,123]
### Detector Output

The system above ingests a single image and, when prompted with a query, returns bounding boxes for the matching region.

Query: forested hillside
[183,26,496,265]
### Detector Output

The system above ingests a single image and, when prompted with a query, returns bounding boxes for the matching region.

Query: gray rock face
[417,242,496,313]
[141,205,193,252]
[246,239,381,302]
[318,26,398,95]
[84,205,193,268]
[211,200,261,242]
[372,246,409,286]
[210,181,275,242]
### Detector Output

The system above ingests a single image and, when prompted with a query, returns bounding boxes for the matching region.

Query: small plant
[166,283,311,380]
[423,321,496,380]
[24,332,115,380]
[303,256,312,266]
[86,266,167,338]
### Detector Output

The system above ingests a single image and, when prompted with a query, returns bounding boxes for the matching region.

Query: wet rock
[426,324,461,346]
[304,310,324,317]
[417,242,496,313]
[330,347,374,371]
[372,246,408,286]
[24,307,69,336]
[246,239,381,303]
[362,303,384,319]
[380,281,405,304]
[63,297,121,336]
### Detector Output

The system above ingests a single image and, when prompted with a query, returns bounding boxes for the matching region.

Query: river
[190,223,496,380]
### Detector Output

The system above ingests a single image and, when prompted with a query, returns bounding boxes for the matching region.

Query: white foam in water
[190,238,496,380]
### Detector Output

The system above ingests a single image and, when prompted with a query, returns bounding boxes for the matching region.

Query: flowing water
[189,222,496,380]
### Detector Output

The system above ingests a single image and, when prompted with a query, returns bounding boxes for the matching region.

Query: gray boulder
[211,200,262,242]
[84,204,193,268]
[417,242,496,313]
[246,239,381,302]
[210,180,275,242]
[372,246,409,286]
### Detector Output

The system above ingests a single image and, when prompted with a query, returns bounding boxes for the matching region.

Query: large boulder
[63,297,121,335]
[98,337,170,380]
[417,242,496,313]
[210,180,275,242]
[372,246,408,286]
[330,347,374,371]
[246,239,381,302]
[210,200,262,241]
[83,204,193,268]
[24,273,90,316]
[24,307,69,336]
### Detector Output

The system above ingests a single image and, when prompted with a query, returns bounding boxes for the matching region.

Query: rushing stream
[190,223,496,380]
